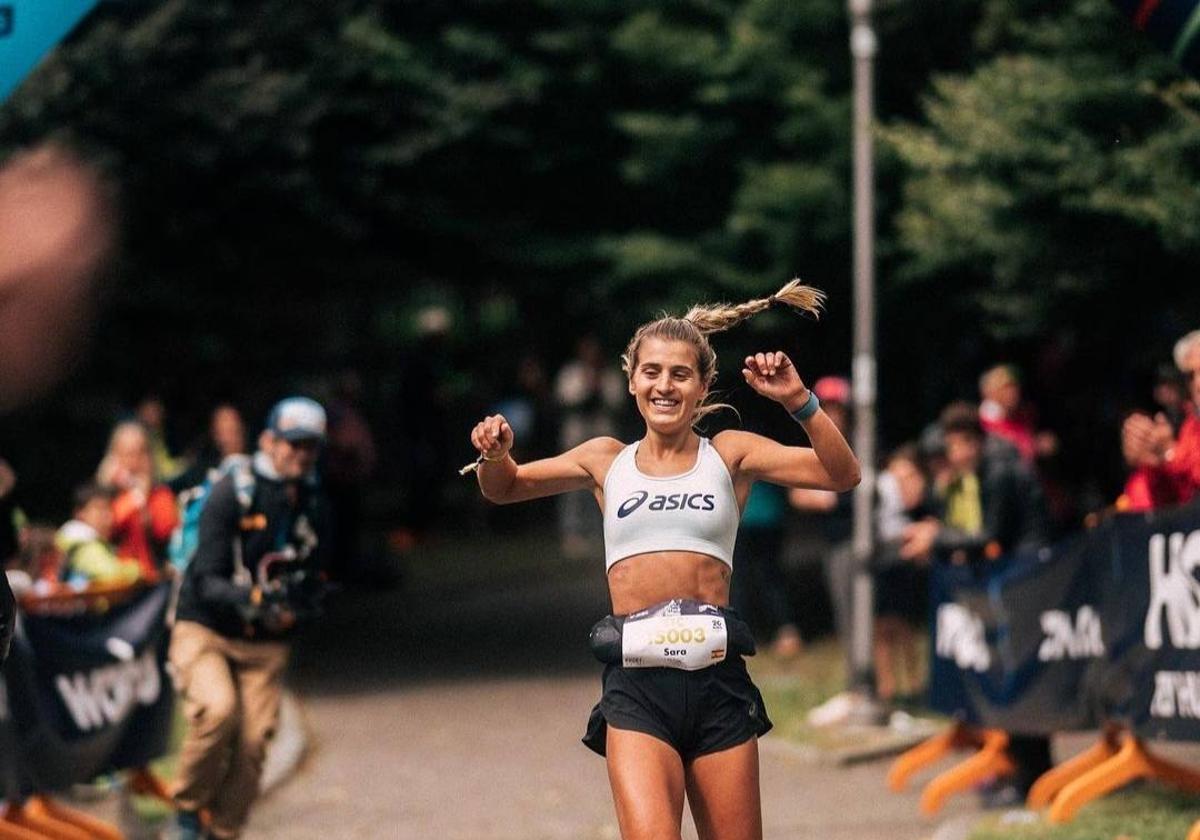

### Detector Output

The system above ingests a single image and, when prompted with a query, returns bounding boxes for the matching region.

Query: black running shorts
[582,655,772,761]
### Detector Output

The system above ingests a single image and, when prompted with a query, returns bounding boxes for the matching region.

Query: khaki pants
[169,621,290,839]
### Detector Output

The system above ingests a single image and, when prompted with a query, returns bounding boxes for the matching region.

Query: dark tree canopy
[1,0,1197,516]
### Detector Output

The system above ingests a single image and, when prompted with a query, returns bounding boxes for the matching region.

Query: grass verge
[967,786,1200,840]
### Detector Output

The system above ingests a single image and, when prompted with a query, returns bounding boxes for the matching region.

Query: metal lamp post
[848,0,879,702]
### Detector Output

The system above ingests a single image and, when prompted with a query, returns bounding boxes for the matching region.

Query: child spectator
[873,445,932,703]
[56,482,140,586]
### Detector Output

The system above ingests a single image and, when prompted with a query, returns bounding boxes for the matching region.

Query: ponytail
[683,278,823,335]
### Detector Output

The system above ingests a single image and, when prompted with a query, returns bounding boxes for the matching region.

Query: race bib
[621,599,728,671]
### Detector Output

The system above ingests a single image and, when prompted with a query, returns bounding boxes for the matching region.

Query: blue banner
[0,0,101,105]
[930,500,1200,740]
[0,583,174,796]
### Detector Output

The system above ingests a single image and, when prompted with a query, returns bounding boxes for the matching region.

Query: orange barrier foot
[888,721,991,793]
[919,728,1016,816]
[1027,723,1123,810]
[29,797,123,840]
[1049,735,1200,824]
[1,797,105,840]
[1187,816,1200,840]
[0,803,52,840]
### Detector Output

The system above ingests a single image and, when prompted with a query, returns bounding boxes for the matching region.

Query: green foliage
[882,0,1200,340]
[6,0,1200,500]
[0,0,871,401]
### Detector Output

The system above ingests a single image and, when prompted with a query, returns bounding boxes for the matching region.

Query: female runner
[468,280,860,840]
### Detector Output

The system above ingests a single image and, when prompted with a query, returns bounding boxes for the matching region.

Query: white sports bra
[602,436,740,571]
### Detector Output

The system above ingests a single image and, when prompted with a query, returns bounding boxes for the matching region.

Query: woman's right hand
[470,414,514,461]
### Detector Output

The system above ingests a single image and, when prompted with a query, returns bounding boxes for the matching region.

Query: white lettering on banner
[935,604,990,672]
[1145,531,1200,650]
[54,650,161,733]
[1038,606,1105,661]
[1151,671,1200,719]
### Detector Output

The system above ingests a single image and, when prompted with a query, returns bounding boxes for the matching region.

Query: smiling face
[627,337,708,433]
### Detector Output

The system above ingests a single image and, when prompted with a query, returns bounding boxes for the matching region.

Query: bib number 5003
[653,627,706,645]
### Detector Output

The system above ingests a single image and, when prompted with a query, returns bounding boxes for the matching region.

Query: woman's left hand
[742,351,809,410]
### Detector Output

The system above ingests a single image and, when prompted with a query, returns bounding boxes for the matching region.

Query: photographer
[165,397,330,840]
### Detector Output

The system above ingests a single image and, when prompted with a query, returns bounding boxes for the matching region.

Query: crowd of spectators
[0,394,345,840]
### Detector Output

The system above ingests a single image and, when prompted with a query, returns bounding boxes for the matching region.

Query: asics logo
[616,490,716,518]
[617,491,649,518]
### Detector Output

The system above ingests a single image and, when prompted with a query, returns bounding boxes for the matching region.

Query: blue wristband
[790,392,820,422]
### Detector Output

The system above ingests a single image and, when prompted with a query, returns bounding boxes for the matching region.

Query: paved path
[244,563,981,840]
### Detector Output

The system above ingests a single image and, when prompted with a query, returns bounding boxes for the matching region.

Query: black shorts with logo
[582,654,773,761]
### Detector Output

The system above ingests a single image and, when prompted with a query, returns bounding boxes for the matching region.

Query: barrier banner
[930,501,1200,740]
[0,0,102,104]
[0,582,174,796]
[1124,501,1200,739]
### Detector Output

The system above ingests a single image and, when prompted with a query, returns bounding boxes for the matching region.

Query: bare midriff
[606,550,732,615]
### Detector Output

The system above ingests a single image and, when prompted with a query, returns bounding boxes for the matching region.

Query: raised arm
[468,413,620,504]
[718,351,860,492]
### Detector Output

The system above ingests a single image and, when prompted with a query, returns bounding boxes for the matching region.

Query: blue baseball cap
[266,397,327,443]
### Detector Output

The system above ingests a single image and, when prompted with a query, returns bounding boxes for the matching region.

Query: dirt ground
[241,564,981,840]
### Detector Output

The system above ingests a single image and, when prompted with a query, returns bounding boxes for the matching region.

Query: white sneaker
[807,691,860,727]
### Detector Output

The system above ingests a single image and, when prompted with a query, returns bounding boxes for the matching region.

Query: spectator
[136,395,186,483]
[169,404,249,494]
[56,482,140,586]
[165,397,330,840]
[789,377,854,661]
[730,482,802,658]
[396,306,452,539]
[324,372,377,582]
[1121,330,1200,511]
[872,445,932,704]
[97,420,179,579]
[978,365,1058,465]
[484,355,559,535]
[901,401,1051,803]
[495,354,558,463]
[553,334,625,557]
[901,402,1048,567]
[14,525,62,587]
[1152,363,1189,435]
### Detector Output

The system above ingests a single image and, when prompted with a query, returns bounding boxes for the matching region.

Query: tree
[880,0,1200,490]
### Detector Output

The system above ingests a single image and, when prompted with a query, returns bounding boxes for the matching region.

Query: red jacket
[111,484,178,579]
[1122,412,1200,512]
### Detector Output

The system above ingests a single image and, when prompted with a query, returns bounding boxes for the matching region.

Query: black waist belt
[588,604,757,665]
